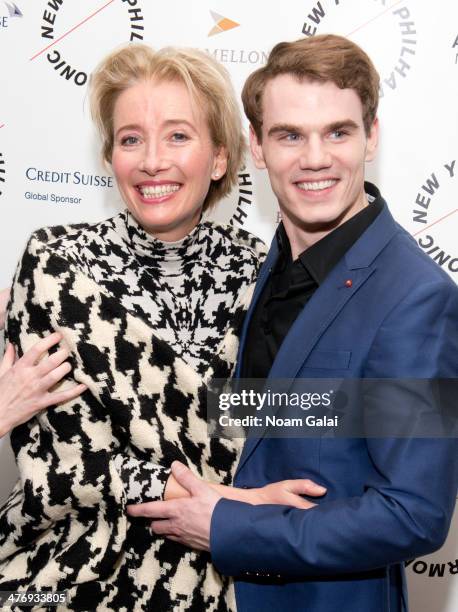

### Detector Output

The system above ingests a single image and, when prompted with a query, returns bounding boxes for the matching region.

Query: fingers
[287,479,326,497]
[21,332,63,366]
[292,499,317,510]
[127,500,174,519]
[0,288,10,330]
[39,360,72,388]
[41,383,87,409]
[35,347,70,377]
[171,461,200,495]
[0,343,16,377]
[150,519,174,536]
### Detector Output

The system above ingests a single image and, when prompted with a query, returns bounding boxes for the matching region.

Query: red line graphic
[413,209,458,237]
[30,0,116,61]
[0,124,5,129]
[346,0,405,38]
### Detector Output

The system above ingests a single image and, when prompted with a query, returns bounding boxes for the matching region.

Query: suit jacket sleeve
[211,279,458,577]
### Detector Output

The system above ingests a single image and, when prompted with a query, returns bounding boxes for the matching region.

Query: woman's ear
[212,146,228,180]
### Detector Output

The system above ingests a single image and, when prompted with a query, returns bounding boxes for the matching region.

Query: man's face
[250,74,378,240]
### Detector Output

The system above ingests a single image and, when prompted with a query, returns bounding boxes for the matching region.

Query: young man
[129,35,458,611]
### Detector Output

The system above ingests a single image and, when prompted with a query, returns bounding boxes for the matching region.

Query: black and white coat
[0,212,265,611]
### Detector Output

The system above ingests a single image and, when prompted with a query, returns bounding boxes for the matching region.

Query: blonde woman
[0,46,322,610]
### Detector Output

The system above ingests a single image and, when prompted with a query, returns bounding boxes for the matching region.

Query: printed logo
[24,165,114,205]
[0,0,22,26]
[0,152,5,197]
[206,9,266,66]
[208,10,240,37]
[406,558,458,579]
[230,168,254,227]
[412,158,457,276]
[453,33,458,64]
[33,0,145,88]
[300,0,417,98]
[5,2,22,17]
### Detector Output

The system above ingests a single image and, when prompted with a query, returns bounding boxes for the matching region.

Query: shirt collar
[276,182,384,284]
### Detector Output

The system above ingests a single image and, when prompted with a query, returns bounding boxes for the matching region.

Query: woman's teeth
[297,179,337,191]
[139,184,180,198]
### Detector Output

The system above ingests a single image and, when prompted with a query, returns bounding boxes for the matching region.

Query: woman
[0,45,321,611]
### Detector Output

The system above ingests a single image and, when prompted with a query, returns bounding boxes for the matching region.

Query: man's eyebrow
[267,120,360,138]
[267,124,302,137]
[326,120,359,132]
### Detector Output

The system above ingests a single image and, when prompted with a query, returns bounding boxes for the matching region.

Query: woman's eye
[120,135,139,146]
[171,132,189,142]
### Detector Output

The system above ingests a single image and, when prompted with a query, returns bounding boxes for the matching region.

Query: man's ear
[249,125,267,170]
[365,117,379,162]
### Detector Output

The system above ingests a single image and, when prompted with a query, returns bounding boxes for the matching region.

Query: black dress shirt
[241,183,383,378]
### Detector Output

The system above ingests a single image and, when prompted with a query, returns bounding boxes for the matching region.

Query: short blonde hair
[243,34,379,139]
[90,44,245,210]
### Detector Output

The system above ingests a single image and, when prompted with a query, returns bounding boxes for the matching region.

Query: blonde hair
[90,44,245,210]
[243,34,380,139]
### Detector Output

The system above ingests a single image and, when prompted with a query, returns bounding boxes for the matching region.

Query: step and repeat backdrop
[0,1,457,609]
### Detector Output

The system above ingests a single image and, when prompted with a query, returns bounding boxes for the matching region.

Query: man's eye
[330,130,347,140]
[284,133,301,142]
[120,135,139,146]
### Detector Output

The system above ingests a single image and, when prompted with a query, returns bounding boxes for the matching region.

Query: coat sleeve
[210,280,458,577]
[0,234,167,589]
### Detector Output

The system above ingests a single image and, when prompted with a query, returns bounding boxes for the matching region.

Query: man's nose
[299,137,332,170]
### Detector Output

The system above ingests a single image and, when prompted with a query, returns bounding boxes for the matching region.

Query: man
[129,35,458,611]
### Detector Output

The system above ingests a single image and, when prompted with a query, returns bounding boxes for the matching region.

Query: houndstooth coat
[0,216,265,611]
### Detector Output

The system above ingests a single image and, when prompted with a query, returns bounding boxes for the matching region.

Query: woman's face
[112,78,227,241]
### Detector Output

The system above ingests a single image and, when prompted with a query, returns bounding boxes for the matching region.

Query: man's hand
[127,461,221,551]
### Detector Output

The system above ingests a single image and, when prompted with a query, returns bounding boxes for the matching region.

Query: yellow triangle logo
[208,11,240,36]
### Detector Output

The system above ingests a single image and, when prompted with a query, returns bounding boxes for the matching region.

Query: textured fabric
[0,212,266,611]
[62,210,267,503]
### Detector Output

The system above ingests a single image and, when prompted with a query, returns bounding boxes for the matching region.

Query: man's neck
[282,192,370,260]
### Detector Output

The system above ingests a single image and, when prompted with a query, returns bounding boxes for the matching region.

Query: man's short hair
[242,34,380,139]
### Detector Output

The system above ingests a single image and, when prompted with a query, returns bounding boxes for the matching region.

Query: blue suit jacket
[211,200,458,612]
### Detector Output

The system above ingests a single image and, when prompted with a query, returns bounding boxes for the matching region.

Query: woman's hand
[0,332,87,438]
[205,478,326,510]
[247,479,326,509]
[0,288,10,330]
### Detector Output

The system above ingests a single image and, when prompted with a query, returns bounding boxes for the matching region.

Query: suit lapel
[236,204,400,476]
[236,262,375,474]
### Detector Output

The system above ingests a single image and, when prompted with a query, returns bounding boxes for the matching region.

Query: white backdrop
[0,1,457,609]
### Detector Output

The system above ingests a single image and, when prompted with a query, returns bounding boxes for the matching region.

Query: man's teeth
[297,179,337,191]
[139,184,180,198]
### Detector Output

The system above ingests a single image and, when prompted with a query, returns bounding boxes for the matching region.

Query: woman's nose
[139,142,170,174]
